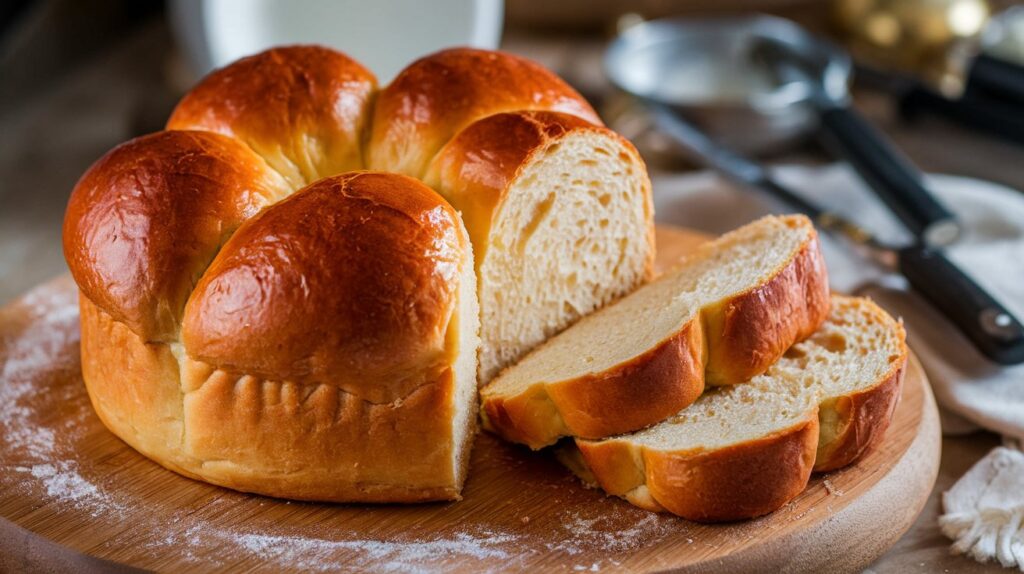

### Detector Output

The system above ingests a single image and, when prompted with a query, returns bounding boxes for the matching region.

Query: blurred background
[1,0,1022,306]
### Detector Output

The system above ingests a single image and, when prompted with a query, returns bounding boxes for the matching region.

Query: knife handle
[900,85,1024,147]
[897,244,1024,365]
[967,54,1024,105]
[818,106,960,245]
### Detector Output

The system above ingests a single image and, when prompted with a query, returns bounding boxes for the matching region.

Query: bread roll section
[427,111,654,383]
[167,45,377,189]
[63,130,291,341]
[367,48,603,177]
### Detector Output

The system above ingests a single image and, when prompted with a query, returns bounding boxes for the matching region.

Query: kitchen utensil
[604,15,851,155]
[832,0,992,96]
[834,0,1024,101]
[834,0,1024,146]
[607,15,960,246]
[754,36,960,246]
[645,102,1024,365]
[899,84,1024,146]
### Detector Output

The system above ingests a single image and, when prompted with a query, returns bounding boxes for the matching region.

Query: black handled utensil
[647,101,1024,365]
[900,83,1024,147]
[966,53,1024,105]
[755,38,962,247]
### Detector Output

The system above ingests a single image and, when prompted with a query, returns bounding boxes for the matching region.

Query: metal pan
[605,15,851,155]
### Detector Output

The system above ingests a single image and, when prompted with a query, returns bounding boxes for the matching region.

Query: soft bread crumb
[478,132,650,382]
[596,296,904,453]
[485,215,811,395]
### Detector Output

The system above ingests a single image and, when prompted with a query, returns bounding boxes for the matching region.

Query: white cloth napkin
[940,446,1024,570]
[652,164,1024,568]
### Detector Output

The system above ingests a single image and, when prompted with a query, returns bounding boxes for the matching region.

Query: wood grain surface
[0,227,941,573]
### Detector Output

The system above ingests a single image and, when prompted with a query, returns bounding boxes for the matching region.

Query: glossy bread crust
[167,45,377,187]
[368,48,603,176]
[183,172,465,402]
[63,130,290,341]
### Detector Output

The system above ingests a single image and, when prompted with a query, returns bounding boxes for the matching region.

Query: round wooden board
[0,227,940,574]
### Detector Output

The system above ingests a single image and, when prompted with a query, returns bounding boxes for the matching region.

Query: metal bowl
[605,15,852,156]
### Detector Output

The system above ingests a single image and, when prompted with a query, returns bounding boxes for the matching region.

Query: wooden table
[0,18,1017,573]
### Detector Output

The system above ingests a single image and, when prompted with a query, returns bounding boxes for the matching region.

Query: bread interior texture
[449,239,481,482]
[485,215,808,396]
[621,297,904,451]
[477,132,651,382]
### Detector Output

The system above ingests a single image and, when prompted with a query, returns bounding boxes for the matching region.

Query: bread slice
[562,295,907,522]
[426,111,655,384]
[480,215,830,449]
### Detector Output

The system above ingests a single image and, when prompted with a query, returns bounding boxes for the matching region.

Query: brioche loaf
[562,296,907,522]
[64,46,652,501]
[480,215,830,449]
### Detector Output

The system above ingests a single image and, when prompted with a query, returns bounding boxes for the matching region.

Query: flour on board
[0,281,682,572]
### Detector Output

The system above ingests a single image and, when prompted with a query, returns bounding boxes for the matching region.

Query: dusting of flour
[0,282,123,517]
[0,281,683,572]
[221,530,518,573]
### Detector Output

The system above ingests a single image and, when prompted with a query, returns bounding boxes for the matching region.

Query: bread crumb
[520,516,530,525]
[823,479,844,497]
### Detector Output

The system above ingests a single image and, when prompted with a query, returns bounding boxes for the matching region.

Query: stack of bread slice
[479,214,908,522]
[480,214,831,448]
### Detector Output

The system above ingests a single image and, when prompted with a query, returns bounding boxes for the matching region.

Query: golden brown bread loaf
[63,46,654,502]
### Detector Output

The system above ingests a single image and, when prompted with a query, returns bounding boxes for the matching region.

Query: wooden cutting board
[0,226,940,574]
